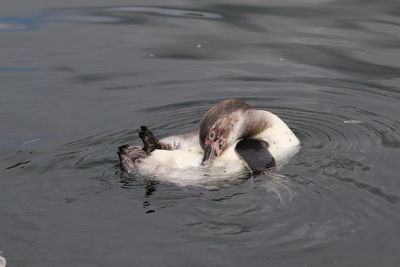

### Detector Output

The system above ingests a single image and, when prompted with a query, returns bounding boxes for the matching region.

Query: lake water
[1,0,400,266]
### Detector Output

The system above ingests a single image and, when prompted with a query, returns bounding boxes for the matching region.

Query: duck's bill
[201,144,217,166]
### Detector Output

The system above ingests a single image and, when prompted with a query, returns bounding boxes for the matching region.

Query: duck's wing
[235,139,275,174]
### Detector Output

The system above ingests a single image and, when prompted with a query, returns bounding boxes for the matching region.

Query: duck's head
[199,99,251,165]
[200,125,229,165]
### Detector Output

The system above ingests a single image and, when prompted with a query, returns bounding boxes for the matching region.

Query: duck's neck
[227,109,285,141]
[239,110,273,138]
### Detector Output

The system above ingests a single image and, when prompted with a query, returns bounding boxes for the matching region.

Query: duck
[118,99,300,185]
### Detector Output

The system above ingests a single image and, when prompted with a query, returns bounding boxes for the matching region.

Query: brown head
[199,99,251,165]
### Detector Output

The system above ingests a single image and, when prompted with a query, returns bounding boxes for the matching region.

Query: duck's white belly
[135,147,248,186]
[254,127,300,165]
[133,137,299,186]
[251,111,300,164]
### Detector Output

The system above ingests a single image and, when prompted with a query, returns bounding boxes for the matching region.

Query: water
[1,0,400,266]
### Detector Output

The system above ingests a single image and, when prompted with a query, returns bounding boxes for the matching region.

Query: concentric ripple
[84,93,397,254]
[5,87,400,267]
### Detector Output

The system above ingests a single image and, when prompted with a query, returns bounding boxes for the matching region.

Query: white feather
[129,110,300,186]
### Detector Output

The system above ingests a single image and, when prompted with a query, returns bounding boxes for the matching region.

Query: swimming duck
[118,99,300,184]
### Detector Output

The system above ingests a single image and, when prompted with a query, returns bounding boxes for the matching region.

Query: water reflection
[49,6,223,25]
[105,6,222,19]
[260,43,400,78]
[0,17,42,31]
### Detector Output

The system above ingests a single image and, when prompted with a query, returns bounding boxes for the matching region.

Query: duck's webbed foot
[139,126,161,154]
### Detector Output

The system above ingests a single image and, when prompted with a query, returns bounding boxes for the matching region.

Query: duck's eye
[210,131,215,138]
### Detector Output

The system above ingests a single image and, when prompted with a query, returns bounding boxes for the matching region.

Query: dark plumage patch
[235,139,275,173]
[139,126,161,154]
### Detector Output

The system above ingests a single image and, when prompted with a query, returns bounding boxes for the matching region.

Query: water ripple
[105,6,223,19]
[49,6,223,24]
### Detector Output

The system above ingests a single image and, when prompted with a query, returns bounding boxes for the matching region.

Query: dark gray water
[1,0,400,266]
